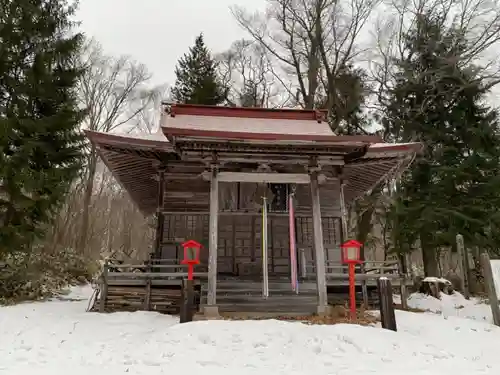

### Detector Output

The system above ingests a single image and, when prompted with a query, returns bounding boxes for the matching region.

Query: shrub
[0,246,98,304]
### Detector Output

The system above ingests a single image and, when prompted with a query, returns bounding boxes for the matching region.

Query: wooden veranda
[86,104,421,316]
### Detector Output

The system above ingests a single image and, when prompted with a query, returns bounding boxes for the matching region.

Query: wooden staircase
[200,279,319,314]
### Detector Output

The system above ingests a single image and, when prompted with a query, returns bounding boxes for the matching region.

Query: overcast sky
[77,0,266,86]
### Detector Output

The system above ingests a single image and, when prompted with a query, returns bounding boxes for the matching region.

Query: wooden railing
[94,256,410,313]
[96,259,207,313]
[298,250,402,280]
[104,259,208,280]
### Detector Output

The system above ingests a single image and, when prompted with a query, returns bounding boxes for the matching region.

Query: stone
[203,305,220,318]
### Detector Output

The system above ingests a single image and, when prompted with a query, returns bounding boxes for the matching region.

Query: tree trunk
[77,145,97,255]
[420,232,439,277]
[356,205,374,260]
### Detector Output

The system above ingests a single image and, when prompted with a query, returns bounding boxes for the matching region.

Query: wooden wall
[159,181,343,276]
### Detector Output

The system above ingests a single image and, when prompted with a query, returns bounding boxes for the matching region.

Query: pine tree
[171,34,227,105]
[383,14,500,275]
[0,0,85,255]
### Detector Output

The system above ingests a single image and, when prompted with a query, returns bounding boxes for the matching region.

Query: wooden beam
[209,172,312,184]
[214,155,344,166]
[160,210,343,217]
[207,167,219,308]
[163,192,198,198]
[310,172,328,313]
[163,172,203,180]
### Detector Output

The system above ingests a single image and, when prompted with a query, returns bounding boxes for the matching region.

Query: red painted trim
[162,126,383,143]
[168,103,328,121]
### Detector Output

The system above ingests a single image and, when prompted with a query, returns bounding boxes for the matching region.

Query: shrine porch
[89,258,410,314]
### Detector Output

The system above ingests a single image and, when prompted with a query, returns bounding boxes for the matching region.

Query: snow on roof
[162,114,335,136]
[364,142,423,158]
[123,128,169,142]
[84,129,172,151]
[161,104,335,138]
[368,142,420,149]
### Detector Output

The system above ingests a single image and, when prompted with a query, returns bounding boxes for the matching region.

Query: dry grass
[195,302,431,325]
[199,306,379,326]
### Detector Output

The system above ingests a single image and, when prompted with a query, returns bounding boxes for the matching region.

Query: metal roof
[84,104,422,215]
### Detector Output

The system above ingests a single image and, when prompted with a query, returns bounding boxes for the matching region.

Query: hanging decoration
[289,190,299,293]
[262,196,269,299]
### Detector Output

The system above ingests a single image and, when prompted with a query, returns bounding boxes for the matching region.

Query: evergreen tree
[0,0,85,255]
[171,34,227,105]
[382,14,500,275]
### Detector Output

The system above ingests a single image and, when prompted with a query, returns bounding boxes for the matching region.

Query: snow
[369,142,419,148]
[403,291,493,323]
[115,130,168,142]
[1,285,500,374]
[422,276,452,285]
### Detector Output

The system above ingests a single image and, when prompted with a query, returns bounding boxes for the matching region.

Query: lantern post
[181,240,202,280]
[179,240,202,323]
[341,240,363,320]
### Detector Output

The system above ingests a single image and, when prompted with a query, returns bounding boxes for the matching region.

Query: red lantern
[341,239,363,264]
[181,240,202,280]
[340,239,364,320]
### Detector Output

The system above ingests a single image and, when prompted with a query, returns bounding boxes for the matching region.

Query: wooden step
[202,282,317,292]
[203,289,317,295]
[205,302,318,313]
[201,295,318,302]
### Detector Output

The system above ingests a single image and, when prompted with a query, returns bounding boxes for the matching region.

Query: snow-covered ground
[1,285,499,375]
[405,291,492,322]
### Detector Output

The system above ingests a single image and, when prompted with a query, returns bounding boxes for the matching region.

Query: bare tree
[218,39,284,107]
[43,177,154,263]
[232,0,379,131]
[131,84,169,134]
[76,39,160,255]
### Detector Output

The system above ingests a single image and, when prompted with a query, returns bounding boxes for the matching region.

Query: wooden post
[377,277,397,331]
[299,248,307,279]
[154,167,166,259]
[206,166,219,315]
[456,234,470,299]
[99,260,109,313]
[180,279,194,323]
[360,263,369,309]
[143,259,152,311]
[400,278,408,310]
[480,253,500,326]
[310,172,328,313]
[397,255,409,310]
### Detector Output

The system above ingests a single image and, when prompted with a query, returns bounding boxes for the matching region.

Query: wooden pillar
[205,166,219,317]
[480,252,500,326]
[154,167,166,259]
[310,171,328,314]
[143,258,152,310]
